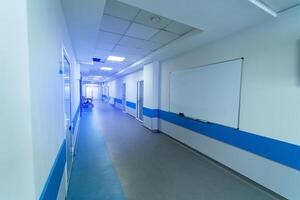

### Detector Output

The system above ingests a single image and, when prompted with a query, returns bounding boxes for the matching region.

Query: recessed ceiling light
[80,61,94,65]
[92,76,103,80]
[107,56,125,62]
[100,67,113,71]
[248,0,277,17]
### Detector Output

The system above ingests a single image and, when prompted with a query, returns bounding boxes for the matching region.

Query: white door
[63,54,72,182]
[122,83,126,112]
[137,81,144,121]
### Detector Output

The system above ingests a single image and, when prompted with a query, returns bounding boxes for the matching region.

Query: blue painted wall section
[114,98,122,105]
[40,105,81,200]
[143,107,300,171]
[39,140,66,200]
[101,95,108,101]
[143,107,159,118]
[126,101,136,109]
[102,98,136,110]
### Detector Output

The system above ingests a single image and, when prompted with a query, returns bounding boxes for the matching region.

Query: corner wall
[143,62,160,131]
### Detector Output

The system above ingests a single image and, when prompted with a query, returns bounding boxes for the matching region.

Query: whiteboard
[170,59,242,128]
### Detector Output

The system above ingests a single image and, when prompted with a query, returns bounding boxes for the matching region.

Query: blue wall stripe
[126,101,136,109]
[114,98,122,104]
[40,139,66,200]
[143,107,159,118]
[143,107,300,171]
[40,105,80,199]
[108,98,136,109]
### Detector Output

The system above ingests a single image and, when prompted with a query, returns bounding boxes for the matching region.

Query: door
[92,86,99,100]
[86,85,93,98]
[62,54,72,182]
[137,80,144,121]
[106,86,110,103]
[85,84,100,100]
[121,83,126,112]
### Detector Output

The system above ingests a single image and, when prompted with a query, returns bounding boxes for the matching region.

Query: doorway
[85,84,100,100]
[121,83,126,112]
[136,80,144,121]
[62,51,72,182]
[103,86,109,103]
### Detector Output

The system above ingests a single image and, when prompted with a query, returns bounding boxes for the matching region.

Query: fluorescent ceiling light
[100,67,113,71]
[248,0,277,17]
[80,61,94,65]
[107,56,125,62]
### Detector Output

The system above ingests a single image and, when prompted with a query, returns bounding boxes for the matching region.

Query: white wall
[27,0,80,199]
[0,0,36,199]
[108,79,122,100]
[123,70,144,105]
[159,7,300,199]
[106,70,143,116]
[160,7,300,145]
[71,63,81,112]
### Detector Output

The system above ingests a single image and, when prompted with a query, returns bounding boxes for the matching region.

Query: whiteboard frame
[168,57,244,129]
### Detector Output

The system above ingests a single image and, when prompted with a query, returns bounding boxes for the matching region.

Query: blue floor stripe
[67,108,126,200]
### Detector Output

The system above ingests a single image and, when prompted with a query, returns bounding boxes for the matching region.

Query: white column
[143,61,160,131]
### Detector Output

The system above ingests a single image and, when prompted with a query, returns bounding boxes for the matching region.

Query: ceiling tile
[125,23,159,40]
[118,36,146,47]
[97,31,122,44]
[93,49,111,59]
[100,15,130,34]
[96,42,115,51]
[164,21,193,35]
[139,40,162,51]
[150,30,179,44]
[104,0,140,20]
[134,10,171,29]
[118,36,162,50]
[114,45,150,56]
[119,54,141,63]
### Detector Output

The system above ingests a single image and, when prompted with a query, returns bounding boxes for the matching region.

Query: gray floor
[94,102,279,200]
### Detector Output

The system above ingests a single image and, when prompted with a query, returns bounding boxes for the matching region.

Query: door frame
[136,80,144,122]
[62,46,73,184]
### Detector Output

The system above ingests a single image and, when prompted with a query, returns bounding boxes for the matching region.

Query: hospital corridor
[1,0,300,200]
